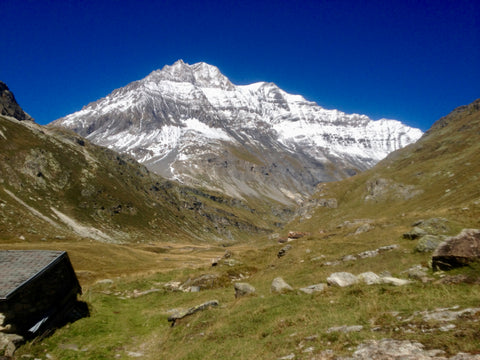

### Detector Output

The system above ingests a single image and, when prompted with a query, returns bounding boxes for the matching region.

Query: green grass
[12,232,480,359]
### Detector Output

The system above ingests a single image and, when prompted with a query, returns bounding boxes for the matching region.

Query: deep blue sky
[2,0,479,130]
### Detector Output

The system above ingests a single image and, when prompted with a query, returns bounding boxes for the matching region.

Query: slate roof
[0,250,66,300]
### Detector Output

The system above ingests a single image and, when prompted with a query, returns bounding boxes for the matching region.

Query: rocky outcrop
[365,178,423,202]
[342,338,480,359]
[416,235,447,253]
[432,229,480,270]
[0,81,32,121]
[167,300,219,326]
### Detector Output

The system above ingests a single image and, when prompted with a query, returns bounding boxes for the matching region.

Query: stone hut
[0,250,83,337]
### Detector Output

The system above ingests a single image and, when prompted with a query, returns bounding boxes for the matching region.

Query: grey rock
[167,300,219,325]
[355,223,373,234]
[357,250,379,259]
[414,218,450,235]
[415,235,446,252]
[342,254,357,262]
[277,354,295,360]
[323,260,342,266]
[381,277,412,286]
[271,277,294,293]
[277,244,292,258]
[404,265,430,280]
[377,244,399,252]
[234,282,256,298]
[327,325,363,333]
[0,332,24,357]
[299,283,327,294]
[358,272,382,285]
[95,279,114,285]
[327,272,359,287]
[343,339,446,359]
[422,307,480,322]
[403,226,428,240]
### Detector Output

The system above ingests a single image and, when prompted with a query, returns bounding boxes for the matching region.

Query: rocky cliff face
[52,60,422,203]
[0,81,32,121]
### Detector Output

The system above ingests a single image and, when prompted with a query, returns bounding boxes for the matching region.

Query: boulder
[415,235,446,252]
[432,229,480,270]
[0,332,24,358]
[327,272,358,287]
[234,282,256,298]
[271,277,294,293]
[299,283,327,294]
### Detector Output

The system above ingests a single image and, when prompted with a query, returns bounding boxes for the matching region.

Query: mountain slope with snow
[52,60,422,203]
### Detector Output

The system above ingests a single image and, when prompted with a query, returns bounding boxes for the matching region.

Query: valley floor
[3,221,480,360]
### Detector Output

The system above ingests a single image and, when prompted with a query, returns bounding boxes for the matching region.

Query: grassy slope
[0,115,287,243]
[12,100,480,359]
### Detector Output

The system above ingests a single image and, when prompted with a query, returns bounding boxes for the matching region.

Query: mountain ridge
[52,61,423,203]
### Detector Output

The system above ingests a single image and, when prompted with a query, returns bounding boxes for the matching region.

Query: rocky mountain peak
[0,81,33,121]
[148,60,235,90]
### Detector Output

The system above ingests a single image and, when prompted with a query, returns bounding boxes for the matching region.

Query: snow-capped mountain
[52,60,423,203]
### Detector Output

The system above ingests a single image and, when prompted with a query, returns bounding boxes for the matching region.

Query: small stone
[126,351,144,358]
[377,244,399,252]
[404,265,429,280]
[278,354,295,360]
[95,279,114,285]
[355,223,373,235]
[271,277,294,293]
[234,282,256,298]
[299,283,326,294]
[357,250,379,259]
